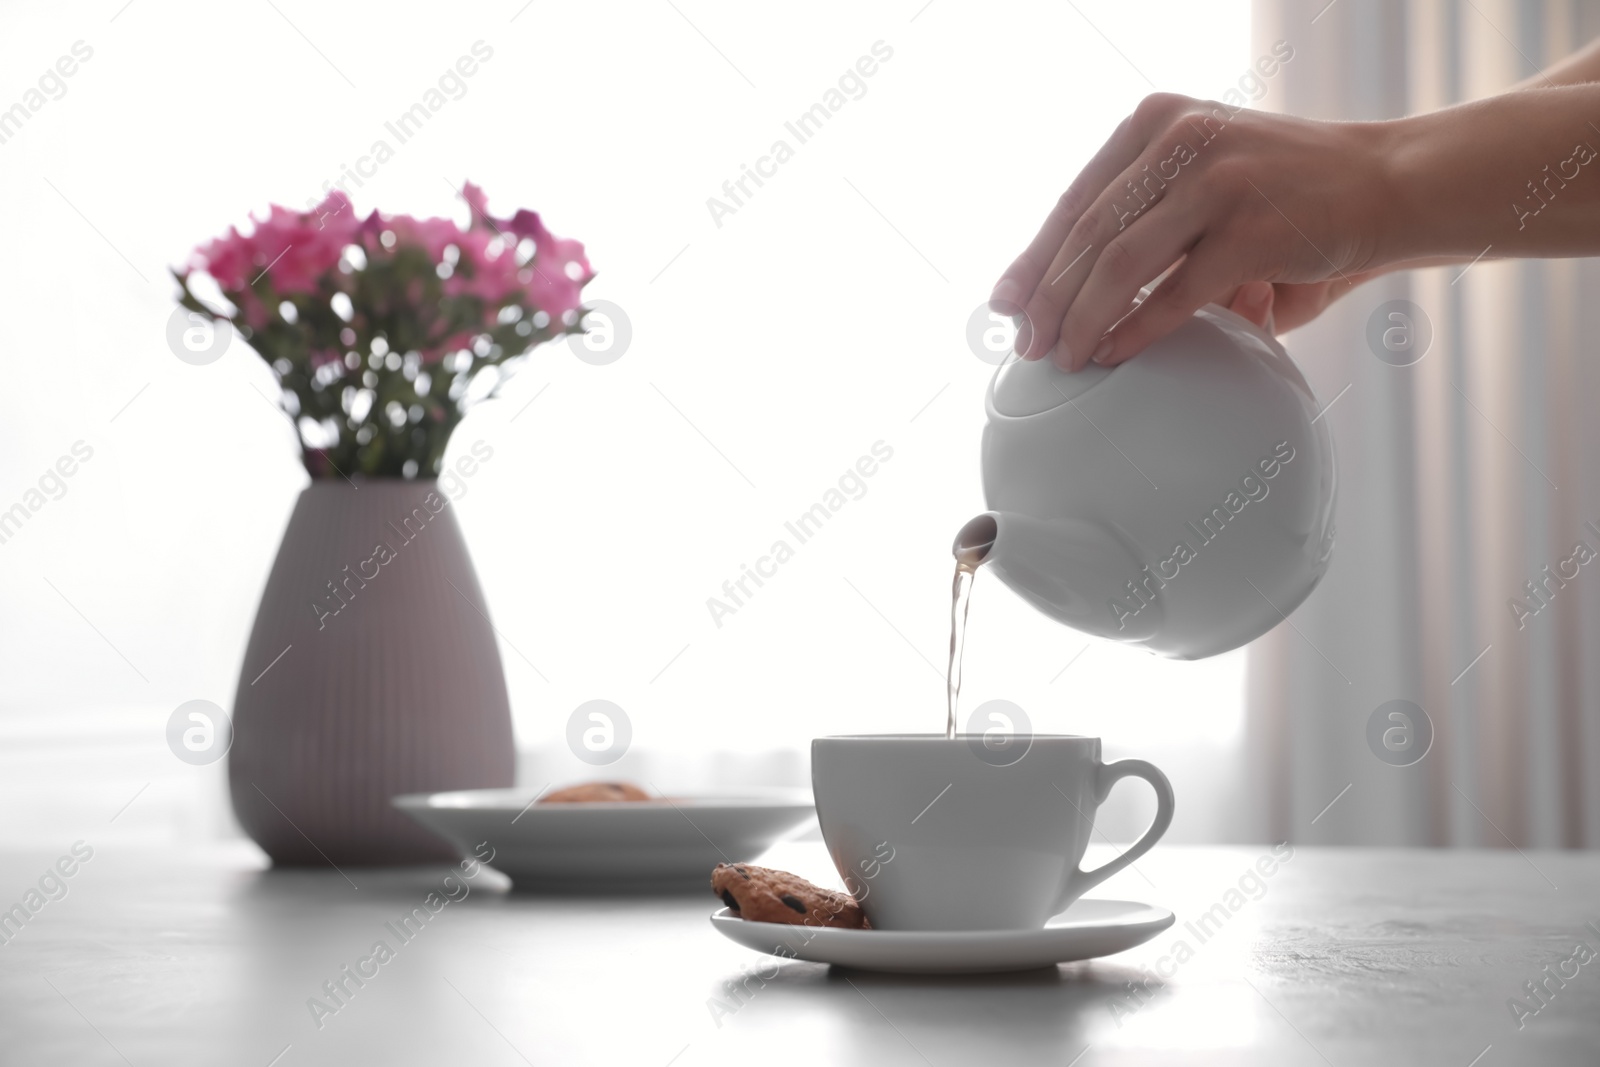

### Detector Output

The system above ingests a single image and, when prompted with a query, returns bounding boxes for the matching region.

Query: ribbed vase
[228,480,515,865]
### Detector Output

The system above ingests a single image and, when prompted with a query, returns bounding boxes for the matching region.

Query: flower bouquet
[174,182,593,478]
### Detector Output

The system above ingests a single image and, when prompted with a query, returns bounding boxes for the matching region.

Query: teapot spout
[952,513,999,567]
[955,511,1163,643]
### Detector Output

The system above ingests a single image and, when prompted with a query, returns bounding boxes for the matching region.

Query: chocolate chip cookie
[540,782,651,803]
[711,863,870,929]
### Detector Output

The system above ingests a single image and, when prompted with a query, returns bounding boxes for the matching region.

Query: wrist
[1368,86,1600,263]
[1360,113,1439,268]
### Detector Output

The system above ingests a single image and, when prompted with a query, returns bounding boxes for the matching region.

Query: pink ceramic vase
[228,480,515,865]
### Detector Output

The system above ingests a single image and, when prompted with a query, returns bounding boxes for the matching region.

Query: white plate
[708,898,1174,974]
[392,788,814,891]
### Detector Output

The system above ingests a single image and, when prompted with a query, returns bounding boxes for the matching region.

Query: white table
[2,840,1596,1065]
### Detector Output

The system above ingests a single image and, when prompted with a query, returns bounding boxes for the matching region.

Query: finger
[991,122,1145,317]
[1055,201,1203,370]
[1226,280,1275,331]
[1093,242,1240,366]
[1018,153,1180,363]
[990,97,1181,315]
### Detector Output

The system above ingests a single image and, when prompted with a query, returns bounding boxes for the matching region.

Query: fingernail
[1091,339,1114,365]
[1014,320,1033,358]
[990,279,1023,314]
[1053,343,1073,371]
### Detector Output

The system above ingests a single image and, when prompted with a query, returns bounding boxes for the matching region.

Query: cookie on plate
[711,863,870,929]
[540,782,651,803]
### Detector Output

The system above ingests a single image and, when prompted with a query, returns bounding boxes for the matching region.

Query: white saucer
[393,788,814,891]
[709,898,1174,974]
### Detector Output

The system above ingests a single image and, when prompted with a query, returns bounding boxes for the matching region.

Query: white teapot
[955,305,1336,659]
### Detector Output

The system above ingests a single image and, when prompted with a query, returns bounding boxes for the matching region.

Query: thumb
[1228,280,1276,333]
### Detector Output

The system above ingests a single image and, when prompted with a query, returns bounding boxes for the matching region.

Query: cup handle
[1056,758,1175,910]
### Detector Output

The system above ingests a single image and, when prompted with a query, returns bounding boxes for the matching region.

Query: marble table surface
[1,838,1597,1066]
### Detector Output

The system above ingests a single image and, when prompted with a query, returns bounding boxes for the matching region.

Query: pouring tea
[955,304,1336,662]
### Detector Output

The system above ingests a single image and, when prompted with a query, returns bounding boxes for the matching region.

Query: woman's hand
[990,93,1396,369]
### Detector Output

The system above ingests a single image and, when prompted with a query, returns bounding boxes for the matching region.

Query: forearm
[1333,42,1600,281]
[1356,41,1600,274]
[1372,83,1600,265]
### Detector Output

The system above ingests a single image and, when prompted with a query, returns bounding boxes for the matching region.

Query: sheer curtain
[1246,0,1600,847]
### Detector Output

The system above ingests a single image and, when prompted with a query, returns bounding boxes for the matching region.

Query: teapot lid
[989,355,1113,417]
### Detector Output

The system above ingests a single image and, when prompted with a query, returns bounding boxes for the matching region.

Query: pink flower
[192,192,361,297]
[505,209,592,319]
[196,226,254,290]
[460,181,491,226]
[451,183,594,321]
[179,182,592,375]
[254,194,363,294]
[444,227,521,304]
[374,213,462,263]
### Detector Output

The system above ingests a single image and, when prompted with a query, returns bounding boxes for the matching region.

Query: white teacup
[811,735,1174,931]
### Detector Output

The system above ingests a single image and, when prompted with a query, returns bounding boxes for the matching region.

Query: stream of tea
[946,545,986,739]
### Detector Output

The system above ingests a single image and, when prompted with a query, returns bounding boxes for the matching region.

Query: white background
[0,0,1254,846]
